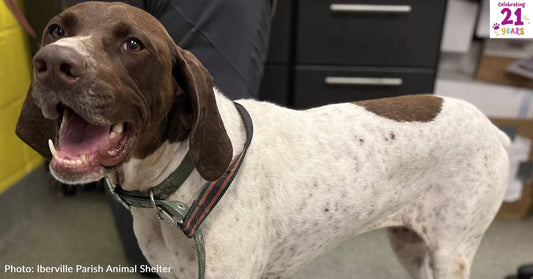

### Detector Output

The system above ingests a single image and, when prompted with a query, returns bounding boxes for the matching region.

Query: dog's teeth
[112,123,123,134]
[62,110,70,124]
[82,154,89,163]
[48,139,59,158]
[109,123,123,139]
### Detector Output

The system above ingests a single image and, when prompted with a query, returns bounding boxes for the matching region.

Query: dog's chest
[131,208,199,278]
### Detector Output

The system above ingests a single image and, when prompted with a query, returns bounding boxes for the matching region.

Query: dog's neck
[109,89,246,195]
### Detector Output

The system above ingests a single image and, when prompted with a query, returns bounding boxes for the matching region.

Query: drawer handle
[325,77,403,86]
[330,4,412,13]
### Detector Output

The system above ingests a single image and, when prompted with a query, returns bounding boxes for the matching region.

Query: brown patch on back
[354,95,443,122]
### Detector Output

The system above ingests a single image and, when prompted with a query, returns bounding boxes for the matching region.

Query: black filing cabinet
[259,0,447,109]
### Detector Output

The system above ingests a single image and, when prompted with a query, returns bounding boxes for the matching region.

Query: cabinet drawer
[294,65,435,109]
[296,0,446,67]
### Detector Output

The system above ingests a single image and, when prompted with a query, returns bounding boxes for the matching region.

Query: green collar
[108,152,195,209]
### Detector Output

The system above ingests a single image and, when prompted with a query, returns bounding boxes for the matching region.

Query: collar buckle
[158,207,183,226]
[150,190,184,227]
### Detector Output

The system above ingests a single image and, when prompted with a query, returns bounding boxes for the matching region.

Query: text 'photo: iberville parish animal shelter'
[0,0,532,279]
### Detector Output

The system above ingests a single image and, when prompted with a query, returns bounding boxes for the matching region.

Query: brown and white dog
[17,2,510,279]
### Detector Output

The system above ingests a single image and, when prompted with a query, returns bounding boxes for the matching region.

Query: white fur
[51,35,92,55]
[114,90,509,279]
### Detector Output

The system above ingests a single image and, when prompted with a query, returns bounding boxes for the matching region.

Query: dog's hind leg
[420,198,501,279]
[424,244,478,279]
[423,165,509,278]
[387,227,434,279]
[388,226,481,279]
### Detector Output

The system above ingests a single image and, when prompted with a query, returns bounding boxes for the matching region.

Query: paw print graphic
[492,23,500,30]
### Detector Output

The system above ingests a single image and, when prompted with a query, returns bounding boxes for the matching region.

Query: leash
[106,102,253,279]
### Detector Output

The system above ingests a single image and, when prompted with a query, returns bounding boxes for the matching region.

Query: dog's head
[16,2,232,184]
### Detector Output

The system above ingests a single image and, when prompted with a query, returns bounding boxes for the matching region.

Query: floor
[0,189,138,279]
[0,177,532,279]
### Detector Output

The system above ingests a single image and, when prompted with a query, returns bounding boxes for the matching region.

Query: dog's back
[233,95,508,278]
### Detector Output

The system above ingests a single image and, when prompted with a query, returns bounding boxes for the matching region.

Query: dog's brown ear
[16,88,56,160]
[169,47,232,181]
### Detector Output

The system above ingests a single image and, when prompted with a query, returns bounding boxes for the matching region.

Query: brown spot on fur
[413,256,424,267]
[459,261,465,272]
[455,259,467,277]
[354,95,443,122]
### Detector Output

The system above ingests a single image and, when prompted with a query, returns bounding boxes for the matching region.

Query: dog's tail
[495,126,512,149]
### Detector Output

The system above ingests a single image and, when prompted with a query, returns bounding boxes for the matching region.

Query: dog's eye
[122,38,144,52]
[49,24,65,39]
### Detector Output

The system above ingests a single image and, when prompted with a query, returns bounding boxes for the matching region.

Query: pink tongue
[58,112,111,156]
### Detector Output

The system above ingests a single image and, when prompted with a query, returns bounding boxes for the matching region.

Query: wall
[0,0,42,194]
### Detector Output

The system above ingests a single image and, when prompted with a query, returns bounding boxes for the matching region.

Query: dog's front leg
[131,208,195,279]
[172,228,267,279]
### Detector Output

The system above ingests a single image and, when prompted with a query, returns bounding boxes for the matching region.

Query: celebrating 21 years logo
[490,0,532,38]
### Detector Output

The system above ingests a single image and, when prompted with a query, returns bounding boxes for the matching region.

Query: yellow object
[0,0,22,30]
[0,0,43,194]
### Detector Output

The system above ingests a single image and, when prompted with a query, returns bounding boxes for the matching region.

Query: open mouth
[48,106,136,182]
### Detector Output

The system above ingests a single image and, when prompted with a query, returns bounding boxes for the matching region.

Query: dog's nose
[33,45,86,88]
